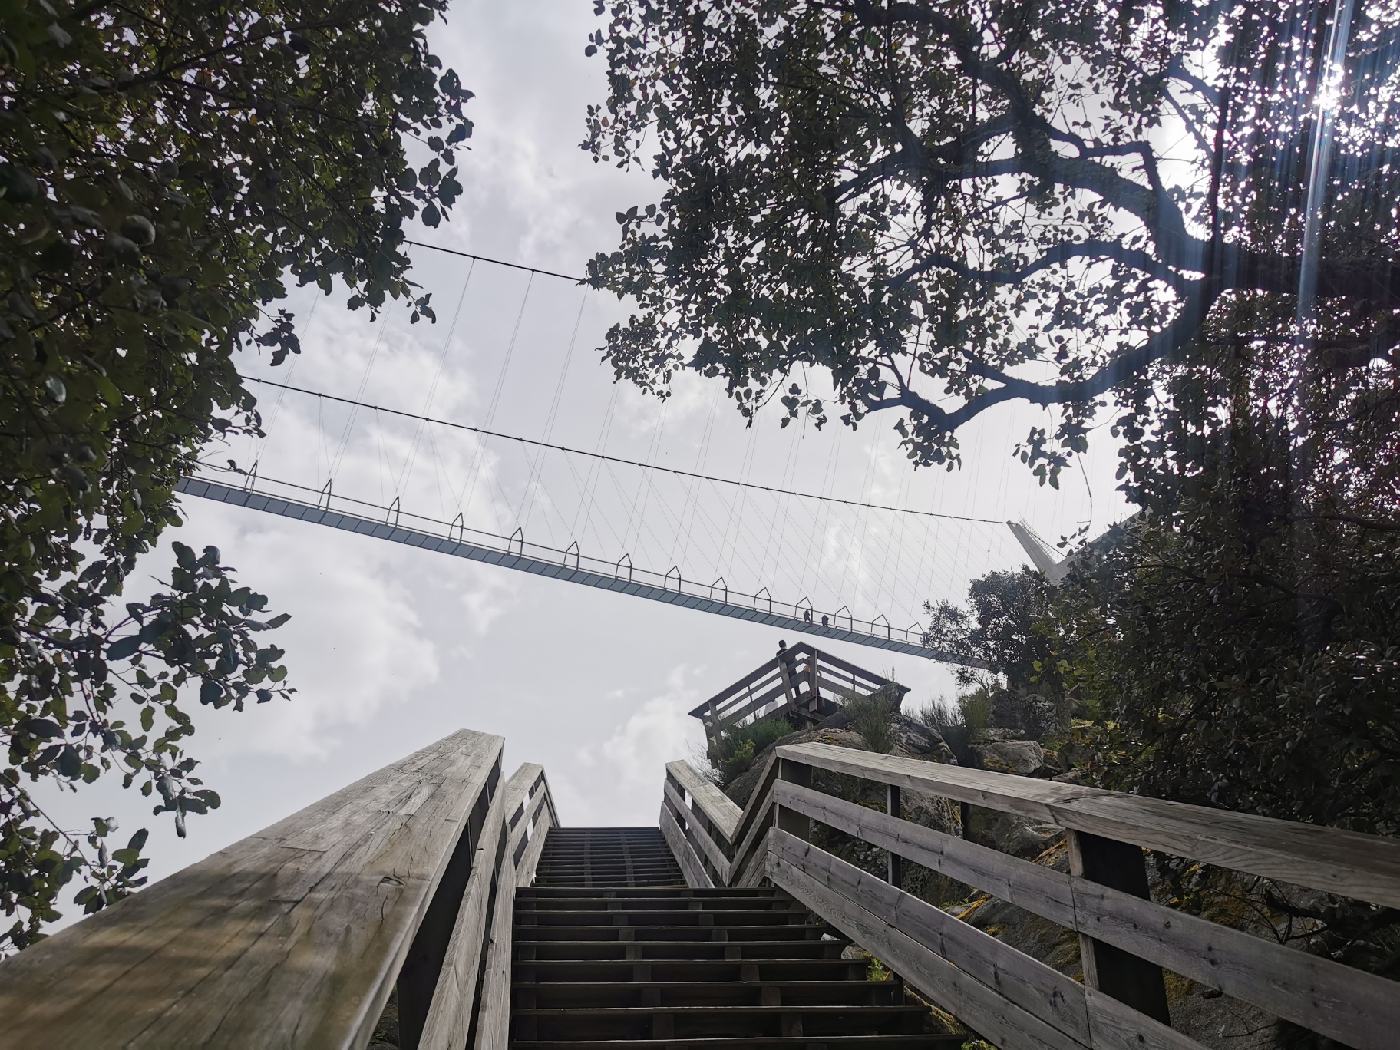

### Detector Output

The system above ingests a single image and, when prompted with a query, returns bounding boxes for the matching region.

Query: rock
[968,739,1046,776]
[968,727,1021,744]
[965,809,1062,859]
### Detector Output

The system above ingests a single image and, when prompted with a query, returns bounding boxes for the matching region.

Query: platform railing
[686,641,908,747]
[660,742,1400,1050]
[0,729,556,1050]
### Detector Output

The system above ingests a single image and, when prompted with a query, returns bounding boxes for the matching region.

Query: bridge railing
[0,729,556,1050]
[660,743,1400,1050]
[180,471,982,662]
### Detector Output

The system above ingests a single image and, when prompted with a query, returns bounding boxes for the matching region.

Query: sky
[44,2,1132,898]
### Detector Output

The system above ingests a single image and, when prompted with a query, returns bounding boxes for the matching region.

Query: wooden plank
[515,812,550,888]
[1068,868,1400,1049]
[775,757,812,841]
[732,827,773,888]
[770,832,1093,1044]
[477,763,553,1050]
[660,801,712,888]
[782,742,1400,909]
[687,657,785,717]
[709,679,791,734]
[504,763,545,832]
[663,778,730,882]
[767,834,1201,1050]
[419,784,507,1050]
[727,749,783,878]
[779,741,1104,822]
[811,646,893,686]
[1068,831,1169,1025]
[1057,791,1400,911]
[766,844,1086,1050]
[666,760,741,842]
[774,779,1400,1047]
[773,780,1078,925]
[886,784,902,888]
[0,729,503,1050]
[473,859,516,1050]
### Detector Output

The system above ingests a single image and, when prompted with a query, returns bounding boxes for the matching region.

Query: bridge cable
[396,259,478,499]
[455,273,534,518]
[241,375,1004,525]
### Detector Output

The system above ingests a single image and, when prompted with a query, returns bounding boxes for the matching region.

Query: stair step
[518,886,780,899]
[512,1039,961,1050]
[517,909,809,927]
[513,979,901,1009]
[512,939,850,961]
[513,924,832,943]
[513,1004,928,1040]
[516,896,799,912]
[512,958,868,984]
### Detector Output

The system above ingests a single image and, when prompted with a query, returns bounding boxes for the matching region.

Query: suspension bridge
[178,240,1076,665]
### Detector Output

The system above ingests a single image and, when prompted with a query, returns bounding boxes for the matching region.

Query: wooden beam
[419,784,506,1050]
[773,777,1400,1048]
[0,729,503,1049]
[779,742,1400,909]
[665,759,741,843]
[474,763,555,1050]
[662,778,730,883]
[659,801,712,888]
[767,833,1203,1050]
[1067,831,1170,1026]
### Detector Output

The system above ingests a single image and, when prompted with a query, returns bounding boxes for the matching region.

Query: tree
[924,568,1053,693]
[1,1,470,950]
[583,1,1399,479]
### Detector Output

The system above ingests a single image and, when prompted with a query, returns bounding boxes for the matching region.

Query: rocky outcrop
[967,738,1046,776]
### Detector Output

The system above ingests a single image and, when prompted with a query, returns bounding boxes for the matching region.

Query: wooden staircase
[510,826,959,1048]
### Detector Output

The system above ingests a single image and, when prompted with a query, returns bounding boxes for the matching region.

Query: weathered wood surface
[475,763,555,1050]
[663,777,730,882]
[780,741,1400,909]
[1067,830,1169,1025]
[420,784,507,1050]
[0,729,503,1049]
[659,800,712,888]
[666,759,741,842]
[768,833,1202,1050]
[773,775,1400,1047]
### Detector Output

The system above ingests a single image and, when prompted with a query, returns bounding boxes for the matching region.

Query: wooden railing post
[1066,830,1171,1025]
[885,784,902,887]
[775,757,812,841]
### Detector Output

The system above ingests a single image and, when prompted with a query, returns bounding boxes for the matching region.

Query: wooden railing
[687,641,908,746]
[0,728,557,1050]
[661,742,1400,1050]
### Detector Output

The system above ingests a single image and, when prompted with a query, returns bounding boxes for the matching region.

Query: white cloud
[174,502,440,762]
[585,665,708,795]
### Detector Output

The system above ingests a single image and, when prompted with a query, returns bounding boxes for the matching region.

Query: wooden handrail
[658,743,1400,1050]
[472,763,557,1050]
[779,742,1400,908]
[0,729,505,1049]
[0,733,559,1050]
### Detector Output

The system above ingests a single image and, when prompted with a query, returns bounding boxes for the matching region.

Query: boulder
[968,739,1046,776]
[964,808,1063,859]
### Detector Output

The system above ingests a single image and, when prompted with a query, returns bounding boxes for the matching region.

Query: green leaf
[107,635,142,661]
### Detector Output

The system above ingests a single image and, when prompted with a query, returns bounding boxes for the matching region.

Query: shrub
[707,715,793,785]
[846,689,897,753]
[916,691,993,764]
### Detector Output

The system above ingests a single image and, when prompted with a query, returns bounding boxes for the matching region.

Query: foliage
[707,715,793,786]
[924,569,1056,693]
[844,689,896,754]
[584,0,1400,478]
[0,0,470,950]
[916,690,993,763]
